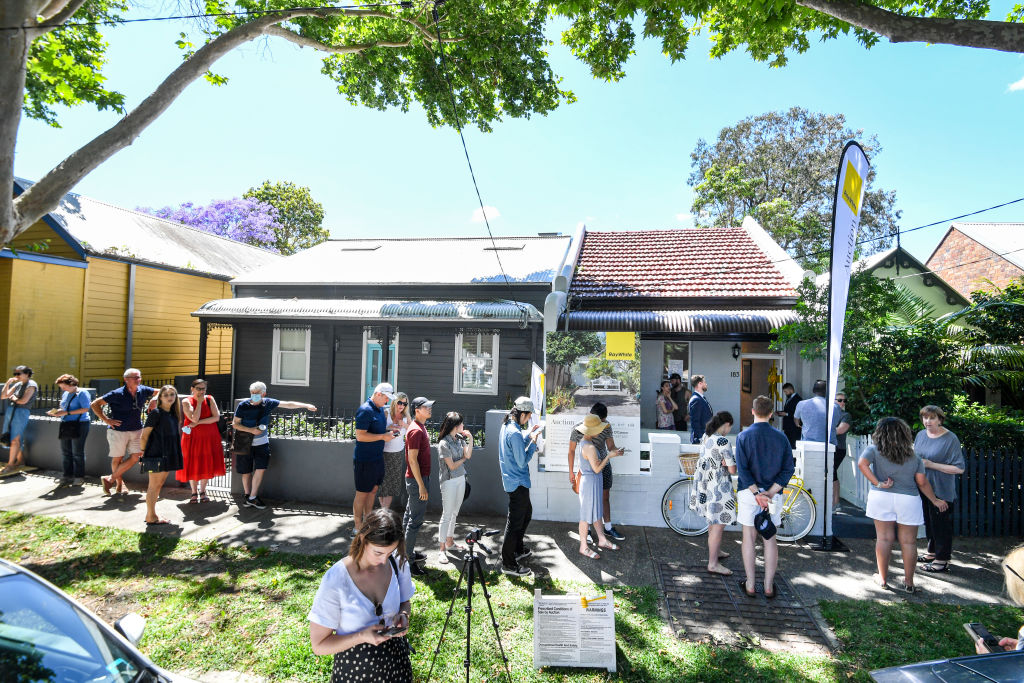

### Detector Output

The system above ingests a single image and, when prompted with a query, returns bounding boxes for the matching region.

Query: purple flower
[138,197,281,252]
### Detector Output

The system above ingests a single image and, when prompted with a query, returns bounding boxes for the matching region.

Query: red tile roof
[569,228,799,300]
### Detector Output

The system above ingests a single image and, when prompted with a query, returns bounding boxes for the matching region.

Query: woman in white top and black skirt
[309,508,415,682]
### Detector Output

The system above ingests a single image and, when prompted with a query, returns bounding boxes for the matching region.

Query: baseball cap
[410,396,435,411]
[513,396,534,412]
[373,382,396,399]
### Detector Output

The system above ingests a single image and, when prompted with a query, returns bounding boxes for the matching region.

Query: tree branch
[265,25,411,53]
[34,0,90,33]
[795,0,1024,53]
[7,6,434,241]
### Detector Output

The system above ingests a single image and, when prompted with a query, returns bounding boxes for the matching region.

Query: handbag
[58,393,84,440]
[230,429,254,455]
[463,479,471,502]
[754,507,777,540]
[570,471,580,495]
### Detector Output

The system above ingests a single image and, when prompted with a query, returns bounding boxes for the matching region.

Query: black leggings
[921,493,955,562]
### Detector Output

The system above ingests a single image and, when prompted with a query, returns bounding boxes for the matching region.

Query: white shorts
[865,489,924,525]
[107,429,143,458]
[737,489,781,527]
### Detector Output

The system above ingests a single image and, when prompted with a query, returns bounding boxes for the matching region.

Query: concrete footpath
[2,468,1014,604]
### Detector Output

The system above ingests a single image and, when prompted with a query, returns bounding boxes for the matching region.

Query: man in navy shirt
[91,368,156,495]
[688,374,713,444]
[232,380,316,510]
[736,395,794,600]
[353,382,397,531]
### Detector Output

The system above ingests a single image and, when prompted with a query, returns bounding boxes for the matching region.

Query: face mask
[250,394,262,403]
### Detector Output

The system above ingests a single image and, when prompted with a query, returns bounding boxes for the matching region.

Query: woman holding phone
[436,411,472,563]
[379,393,410,510]
[308,508,414,682]
[575,414,623,559]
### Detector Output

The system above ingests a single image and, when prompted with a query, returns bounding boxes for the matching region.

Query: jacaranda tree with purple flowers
[139,197,280,252]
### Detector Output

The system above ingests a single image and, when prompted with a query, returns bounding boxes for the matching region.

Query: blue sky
[13,4,1024,262]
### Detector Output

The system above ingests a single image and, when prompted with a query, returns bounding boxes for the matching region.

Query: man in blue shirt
[793,380,841,445]
[353,382,397,532]
[736,395,794,600]
[498,396,541,577]
[688,374,712,444]
[232,380,317,510]
[91,368,156,495]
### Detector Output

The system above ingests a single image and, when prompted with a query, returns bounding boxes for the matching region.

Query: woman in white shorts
[859,417,948,594]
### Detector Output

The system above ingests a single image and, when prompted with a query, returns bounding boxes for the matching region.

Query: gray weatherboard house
[193,234,578,417]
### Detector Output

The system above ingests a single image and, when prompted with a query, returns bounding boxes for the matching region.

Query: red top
[404,420,431,479]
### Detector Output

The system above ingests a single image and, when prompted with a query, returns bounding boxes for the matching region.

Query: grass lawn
[1,510,1021,681]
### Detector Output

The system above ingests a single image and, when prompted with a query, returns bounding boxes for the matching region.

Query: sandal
[102,476,113,496]
[920,561,949,573]
[199,492,210,503]
[898,581,919,594]
[579,548,601,560]
[917,554,936,563]
[737,580,757,598]
[438,551,450,564]
[598,541,619,551]
[189,493,199,504]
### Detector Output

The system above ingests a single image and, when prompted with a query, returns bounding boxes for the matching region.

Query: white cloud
[1008,75,1024,92]
[675,212,694,224]
[471,206,500,223]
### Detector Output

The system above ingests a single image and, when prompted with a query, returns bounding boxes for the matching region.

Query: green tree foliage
[243,181,328,255]
[773,272,1024,447]
[584,356,615,380]
[689,109,899,271]
[545,332,602,391]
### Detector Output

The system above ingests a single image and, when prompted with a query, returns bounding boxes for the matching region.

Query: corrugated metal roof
[194,297,542,324]
[562,309,797,334]
[14,177,282,278]
[230,235,573,286]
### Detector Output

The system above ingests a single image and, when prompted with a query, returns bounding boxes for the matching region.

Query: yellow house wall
[130,265,232,379]
[12,220,84,261]
[4,259,85,383]
[81,257,129,382]
[0,260,13,373]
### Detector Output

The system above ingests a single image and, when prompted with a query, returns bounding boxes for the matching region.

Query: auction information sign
[541,414,642,474]
[533,590,616,672]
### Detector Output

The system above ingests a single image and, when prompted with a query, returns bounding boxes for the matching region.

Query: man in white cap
[403,396,435,576]
[353,382,397,532]
[498,396,542,576]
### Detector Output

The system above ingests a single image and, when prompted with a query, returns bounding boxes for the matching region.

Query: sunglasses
[374,601,384,627]
[836,399,846,403]
[395,401,408,406]
[194,387,207,392]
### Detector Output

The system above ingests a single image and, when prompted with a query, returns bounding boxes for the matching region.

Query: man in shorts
[353,383,397,532]
[567,402,625,542]
[232,381,317,510]
[91,368,156,495]
[736,395,794,600]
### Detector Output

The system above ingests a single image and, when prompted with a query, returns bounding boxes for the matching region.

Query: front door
[362,327,398,400]
[739,353,785,429]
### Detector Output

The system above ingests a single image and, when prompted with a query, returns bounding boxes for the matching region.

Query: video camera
[464,527,500,555]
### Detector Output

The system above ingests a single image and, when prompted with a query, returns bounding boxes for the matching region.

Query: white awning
[193,297,542,325]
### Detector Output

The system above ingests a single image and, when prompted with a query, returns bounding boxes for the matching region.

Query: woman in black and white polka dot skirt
[309,508,415,682]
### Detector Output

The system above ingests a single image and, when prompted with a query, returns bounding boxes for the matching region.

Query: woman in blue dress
[575,414,623,559]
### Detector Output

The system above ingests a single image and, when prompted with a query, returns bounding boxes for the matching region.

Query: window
[454,332,499,395]
[272,327,311,386]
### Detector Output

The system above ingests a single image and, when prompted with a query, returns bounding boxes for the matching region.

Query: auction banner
[825,141,870,539]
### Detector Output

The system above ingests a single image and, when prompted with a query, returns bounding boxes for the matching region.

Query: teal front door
[363,338,396,400]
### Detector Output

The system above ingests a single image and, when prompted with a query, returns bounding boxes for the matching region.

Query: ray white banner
[825,141,870,539]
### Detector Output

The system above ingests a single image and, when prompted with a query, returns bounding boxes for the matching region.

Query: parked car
[0,557,195,682]
[872,650,1024,681]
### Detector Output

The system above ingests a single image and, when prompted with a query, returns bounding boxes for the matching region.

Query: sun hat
[575,413,609,437]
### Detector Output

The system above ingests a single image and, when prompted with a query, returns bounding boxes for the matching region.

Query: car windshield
[0,573,145,683]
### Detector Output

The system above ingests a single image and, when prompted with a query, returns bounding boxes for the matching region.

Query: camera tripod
[426,527,513,683]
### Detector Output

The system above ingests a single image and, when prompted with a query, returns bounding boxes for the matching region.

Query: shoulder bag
[230,427,254,455]
[58,392,85,440]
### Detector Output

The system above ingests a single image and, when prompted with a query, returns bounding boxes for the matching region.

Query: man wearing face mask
[232,381,316,510]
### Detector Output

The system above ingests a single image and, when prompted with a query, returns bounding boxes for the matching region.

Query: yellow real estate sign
[605,332,635,361]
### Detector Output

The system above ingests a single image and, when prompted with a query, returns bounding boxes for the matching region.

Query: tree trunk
[796,0,1024,53]
[0,3,38,242]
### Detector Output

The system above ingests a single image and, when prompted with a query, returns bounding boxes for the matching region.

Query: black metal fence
[221,410,487,446]
[953,450,1024,537]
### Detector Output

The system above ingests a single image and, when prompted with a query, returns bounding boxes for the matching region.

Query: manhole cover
[657,562,831,654]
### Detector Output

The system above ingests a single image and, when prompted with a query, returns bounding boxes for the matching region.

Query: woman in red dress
[178,378,225,502]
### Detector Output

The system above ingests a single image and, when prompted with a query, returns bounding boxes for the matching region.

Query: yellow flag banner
[605,332,635,360]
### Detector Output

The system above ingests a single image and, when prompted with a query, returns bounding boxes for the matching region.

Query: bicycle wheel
[777,487,816,542]
[661,479,709,536]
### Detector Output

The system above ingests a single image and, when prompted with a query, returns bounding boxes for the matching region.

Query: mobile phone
[377,625,404,636]
[964,622,1002,652]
